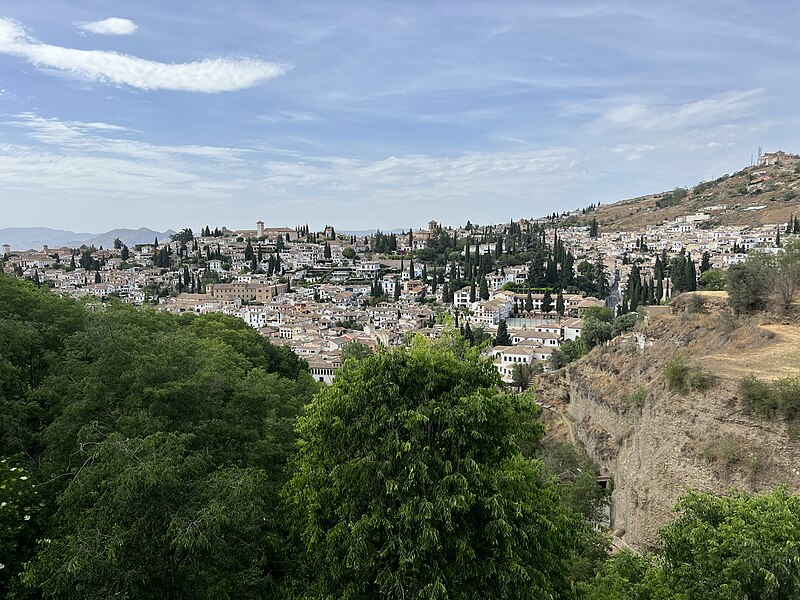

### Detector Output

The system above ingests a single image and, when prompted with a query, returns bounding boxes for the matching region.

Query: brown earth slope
[562,153,800,231]
[536,298,800,549]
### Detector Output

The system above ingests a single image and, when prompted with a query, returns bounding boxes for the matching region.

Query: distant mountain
[81,228,176,249]
[0,227,95,251]
[1,227,176,251]
[561,151,800,232]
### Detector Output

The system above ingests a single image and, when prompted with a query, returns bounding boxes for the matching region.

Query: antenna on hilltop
[757,145,763,165]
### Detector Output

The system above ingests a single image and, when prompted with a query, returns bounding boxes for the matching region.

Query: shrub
[687,368,717,391]
[666,354,717,394]
[701,437,742,467]
[626,386,648,408]
[739,375,800,419]
[739,375,778,417]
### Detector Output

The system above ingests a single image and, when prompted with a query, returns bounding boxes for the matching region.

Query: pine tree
[525,290,533,312]
[94,271,101,284]
[469,280,476,303]
[323,242,331,259]
[589,217,599,238]
[479,276,489,301]
[394,279,401,301]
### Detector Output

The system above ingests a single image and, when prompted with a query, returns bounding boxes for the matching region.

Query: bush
[739,375,779,417]
[665,355,690,393]
[665,354,717,394]
[701,437,743,467]
[739,375,800,419]
[625,386,648,408]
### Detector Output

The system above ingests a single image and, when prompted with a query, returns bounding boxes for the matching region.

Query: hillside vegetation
[3,273,800,599]
[564,153,800,230]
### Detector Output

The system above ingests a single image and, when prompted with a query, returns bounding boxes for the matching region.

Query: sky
[1,0,799,232]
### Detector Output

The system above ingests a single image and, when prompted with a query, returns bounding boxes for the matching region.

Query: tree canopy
[284,334,584,599]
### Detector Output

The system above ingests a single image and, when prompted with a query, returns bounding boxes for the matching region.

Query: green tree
[0,458,44,598]
[556,291,565,316]
[479,275,489,300]
[589,217,599,238]
[583,487,800,599]
[660,487,800,599]
[772,239,800,313]
[581,317,613,350]
[511,362,533,391]
[284,336,582,599]
[726,256,771,315]
[581,306,613,323]
[699,268,726,291]
[542,289,553,313]
[495,318,512,346]
[341,340,374,363]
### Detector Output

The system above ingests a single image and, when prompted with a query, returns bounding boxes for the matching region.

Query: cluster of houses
[4,201,796,384]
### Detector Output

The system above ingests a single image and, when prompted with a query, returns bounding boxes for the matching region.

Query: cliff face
[542,302,800,549]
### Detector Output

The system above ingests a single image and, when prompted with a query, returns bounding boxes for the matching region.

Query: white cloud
[0,18,289,93]
[0,112,586,229]
[597,89,764,131]
[257,111,320,123]
[78,18,138,36]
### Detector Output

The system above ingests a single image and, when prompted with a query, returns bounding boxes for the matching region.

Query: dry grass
[698,323,800,381]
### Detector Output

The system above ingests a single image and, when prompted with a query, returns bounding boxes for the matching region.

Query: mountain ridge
[1,227,176,251]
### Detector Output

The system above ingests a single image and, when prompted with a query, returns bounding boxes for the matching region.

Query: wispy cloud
[0,18,289,93]
[257,111,320,123]
[77,18,138,36]
[598,89,764,131]
[0,112,585,228]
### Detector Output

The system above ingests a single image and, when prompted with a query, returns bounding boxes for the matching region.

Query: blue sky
[1,0,798,232]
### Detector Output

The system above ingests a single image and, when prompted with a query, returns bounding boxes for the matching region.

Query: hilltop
[563,151,800,231]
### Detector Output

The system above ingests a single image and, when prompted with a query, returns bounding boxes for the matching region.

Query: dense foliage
[581,487,800,599]
[0,275,316,598]
[283,335,590,599]
[726,239,800,315]
[3,273,800,599]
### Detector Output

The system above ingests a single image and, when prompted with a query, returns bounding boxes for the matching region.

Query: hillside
[564,151,800,231]
[537,294,800,549]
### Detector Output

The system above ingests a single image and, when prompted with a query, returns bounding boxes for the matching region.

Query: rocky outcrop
[540,311,800,549]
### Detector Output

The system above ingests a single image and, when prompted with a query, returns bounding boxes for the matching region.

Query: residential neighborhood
[4,201,798,384]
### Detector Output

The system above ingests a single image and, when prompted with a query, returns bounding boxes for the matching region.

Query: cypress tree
[479,276,489,301]
[556,291,565,316]
[541,289,553,313]
[495,319,512,346]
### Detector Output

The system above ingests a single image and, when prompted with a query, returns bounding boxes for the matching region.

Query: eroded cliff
[538,296,800,549]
